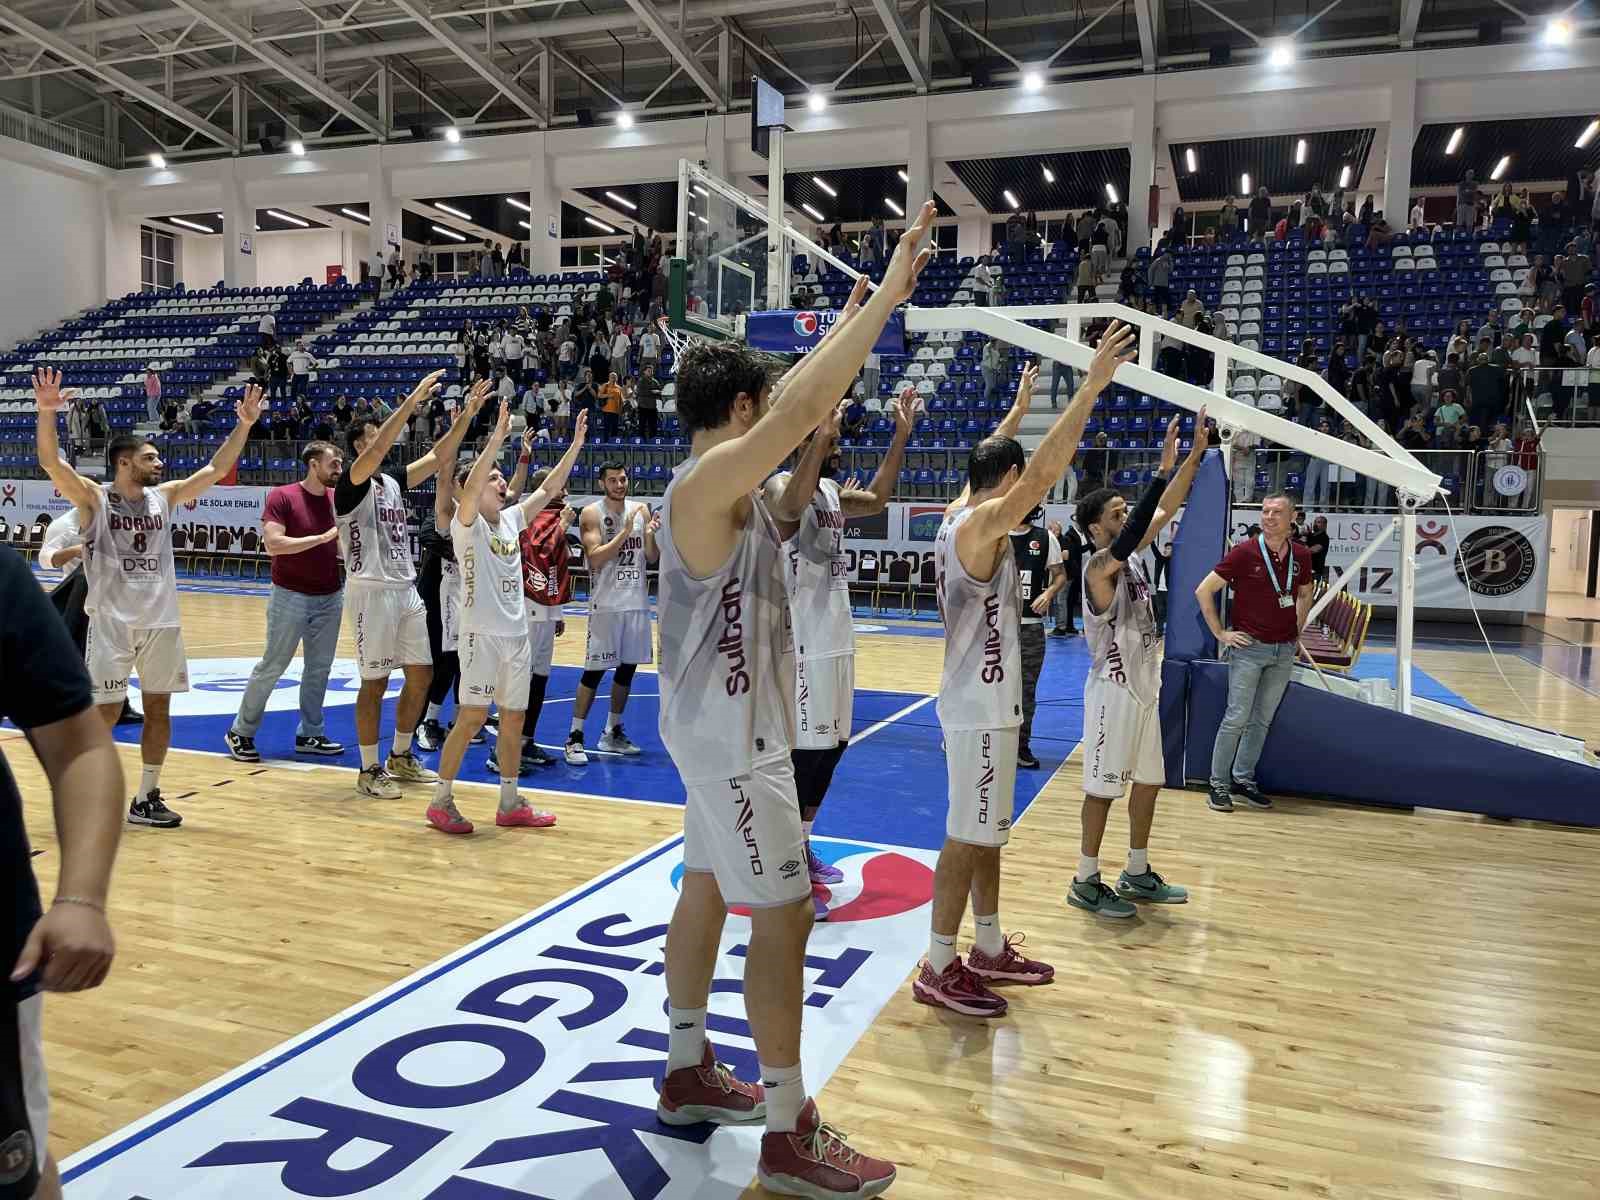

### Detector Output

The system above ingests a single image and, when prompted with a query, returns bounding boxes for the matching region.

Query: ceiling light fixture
[506,196,531,212]
[267,209,309,227]
[1338,164,1351,189]
[808,92,827,113]
[1576,119,1599,150]
[604,190,637,210]
[168,217,213,233]
[1267,39,1294,67]
[340,207,370,223]
[1105,182,1118,203]
[148,153,166,169]
[289,140,305,156]
[696,213,709,226]
[1445,126,1464,154]
[617,111,635,129]
[519,219,530,229]
[1545,16,1574,44]
[884,197,904,216]
[435,202,471,220]
[1241,172,1251,195]
[1185,148,1197,173]
[1295,138,1307,165]
[585,216,617,232]
[812,177,837,197]
[443,125,461,143]
[1021,70,1043,92]
[1043,166,1056,183]
[897,169,908,183]
[431,224,467,241]
[800,202,824,220]
[1490,154,1511,181]
[1003,189,1019,209]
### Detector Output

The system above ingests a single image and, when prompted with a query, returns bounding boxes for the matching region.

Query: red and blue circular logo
[793,311,820,338]
[671,840,933,922]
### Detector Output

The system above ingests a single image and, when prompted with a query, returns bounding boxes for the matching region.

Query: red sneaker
[910,956,1008,1018]
[425,802,473,835]
[758,1098,896,1198]
[655,1042,765,1126]
[495,803,557,828]
[967,932,1055,985]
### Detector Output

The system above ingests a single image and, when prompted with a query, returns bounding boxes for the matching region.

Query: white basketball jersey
[84,484,180,629]
[451,506,529,637]
[339,473,414,588]
[1083,552,1162,707]
[586,499,649,612]
[656,459,795,786]
[783,478,853,661]
[934,505,1022,731]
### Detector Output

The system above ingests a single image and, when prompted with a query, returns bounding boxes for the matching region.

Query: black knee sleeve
[789,747,829,814]
[428,650,459,707]
[579,668,606,690]
[808,740,849,814]
[524,671,549,736]
[614,662,638,687]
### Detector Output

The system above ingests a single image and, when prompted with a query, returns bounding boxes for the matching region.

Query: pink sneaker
[655,1042,765,1126]
[807,841,844,885]
[426,803,473,835]
[910,956,1008,1018]
[495,803,557,828]
[967,932,1055,986]
[758,1098,896,1198]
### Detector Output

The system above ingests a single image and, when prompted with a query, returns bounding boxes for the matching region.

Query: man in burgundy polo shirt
[225,442,347,762]
[1194,493,1313,813]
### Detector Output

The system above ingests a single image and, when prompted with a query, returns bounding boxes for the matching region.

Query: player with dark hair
[34,369,261,828]
[1069,412,1209,917]
[651,200,937,1199]
[912,322,1134,1019]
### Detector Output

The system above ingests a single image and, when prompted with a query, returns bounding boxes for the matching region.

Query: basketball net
[656,314,706,360]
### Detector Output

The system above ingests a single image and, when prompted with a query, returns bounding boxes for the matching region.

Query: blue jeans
[231,585,344,738]
[1209,639,1295,792]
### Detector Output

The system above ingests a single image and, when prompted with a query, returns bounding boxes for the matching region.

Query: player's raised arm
[841,386,919,517]
[519,409,587,519]
[407,375,486,489]
[33,369,101,517]
[164,384,263,507]
[457,399,511,528]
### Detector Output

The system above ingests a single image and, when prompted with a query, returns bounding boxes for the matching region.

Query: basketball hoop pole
[767,127,787,309]
[1396,499,1419,715]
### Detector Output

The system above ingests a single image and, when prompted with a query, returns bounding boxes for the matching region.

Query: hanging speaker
[408,124,428,141]
[1208,44,1232,66]
[971,63,992,88]
[576,107,596,127]
[1477,18,1502,43]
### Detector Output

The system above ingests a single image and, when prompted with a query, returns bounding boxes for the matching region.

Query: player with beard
[33,369,263,828]
[764,383,917,920]
[651,200,937,1199]
[1070,413,1209,917]
[911,322,1134,1019]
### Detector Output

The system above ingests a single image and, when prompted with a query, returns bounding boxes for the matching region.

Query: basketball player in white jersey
[1070,413,1209,916]
[32,368,263,828]
[567,462,657,764]
[764,384,917,920]
[424,402,588,834]
[913,322,1134,1019]
[337,369,481,799]
[653,201,934,1199]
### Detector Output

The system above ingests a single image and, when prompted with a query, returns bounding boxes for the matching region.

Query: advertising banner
[744,308,907,356]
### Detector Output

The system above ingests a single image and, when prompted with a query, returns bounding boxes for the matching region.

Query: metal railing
[0,103,118,169]
[1518,363,1600,426]
[1223,447,1543,513]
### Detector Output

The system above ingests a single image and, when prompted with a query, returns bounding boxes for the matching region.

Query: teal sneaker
[1066,873,1137,918]
[1116,868,1189,904]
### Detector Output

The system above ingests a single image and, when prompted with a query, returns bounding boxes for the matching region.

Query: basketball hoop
[656,314,705,360]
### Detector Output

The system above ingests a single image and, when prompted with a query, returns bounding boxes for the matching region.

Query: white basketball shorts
[349,585,432,680]
[86,618,188,703]
[527,614,559,675]
[943,727,1019,847]
[1081,674,1165,800]
[682,756,811,908]
[458,630,532,709]
[584,608,654,671]
[794,654,855,750]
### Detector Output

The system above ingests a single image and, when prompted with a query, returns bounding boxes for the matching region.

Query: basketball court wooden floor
[13,584,1600,1199]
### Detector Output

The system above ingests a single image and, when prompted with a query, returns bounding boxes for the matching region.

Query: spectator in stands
[1586,338,1600,413]
[1352,295,1378,357]
[1541,305,1571,361]
[634,364,662,439]
[331,394,353,431]
[1466,351,1506,432]
[610,325,632,380]
[259,307,276,348]
[291,396,315,439]
[1248,187,1271,235]
[144,365,162,423]
[573,368,598,433]
[557,329,578,382]
[387,253,404,288]
[1553,344,1584,420]
[417,245,434,281]
[1117,261,1138,304]
[1081,431,1111,492]
[1376,348,1410,431]
[1484,423,1513,506]
[1304,420,1333,508]
[496,369,516,407]
[1148,247,1174,313]
[370,248,384,295]
[1408,197,1425,231]
[1397,413,1428,452]
[157,400,182,435]
[1409,349,1436,415]
[1217,195,1239,238]
[266,343,289,405]
[1435,350,1463,402]
[1075,252,1096,303]
[981,338,1004,405]
[545,377,568,439]
[1433,389,1465,448]
[1455,169,1479,231]
[973,256,999,306]
[491,242,506,278]
[1562,240,1592,315]
[1089,219,1110,281]
[597,372,624,441]
[1366,213,1394,250]
[288,340,314,402]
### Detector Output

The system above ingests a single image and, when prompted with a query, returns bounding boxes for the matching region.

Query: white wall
[178,232,224,289]
[253,229,345,287]
[0,144,107,348]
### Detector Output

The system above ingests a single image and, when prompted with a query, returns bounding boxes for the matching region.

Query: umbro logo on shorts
[779,859,801,878]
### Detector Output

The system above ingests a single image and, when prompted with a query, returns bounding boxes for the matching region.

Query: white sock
[801,819,814,839]
[570,716,585,736]
[607,709,624,734]
[666,1006,707,1072]
[1127,848,1149,876]
[928,931,957,973]
[498,776,520,813]
[973,912,1003,957]
[759,1062,806,1134]
[432,779,453,804]
[1076,854,1099,883]
[139,763,162,796]
[391,729,412,757]
[359,743,379,770]
[425,702,443,722]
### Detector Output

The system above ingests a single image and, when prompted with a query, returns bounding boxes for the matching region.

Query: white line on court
[848,694,934,745]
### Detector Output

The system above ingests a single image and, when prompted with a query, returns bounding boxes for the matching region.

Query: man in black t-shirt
[1305,515,1331,583]
[2,543,124,1200]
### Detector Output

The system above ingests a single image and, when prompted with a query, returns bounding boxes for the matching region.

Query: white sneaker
[564,732,589,766]
[357,766,401,799]
[386,751,439,783]
[597,724,642,755]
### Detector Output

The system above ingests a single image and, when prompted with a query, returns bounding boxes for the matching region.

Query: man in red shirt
[225,441,347,762]
[1194,493,1314,812]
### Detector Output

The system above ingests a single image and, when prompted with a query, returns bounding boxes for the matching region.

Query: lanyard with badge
[1258,534,1296,608]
